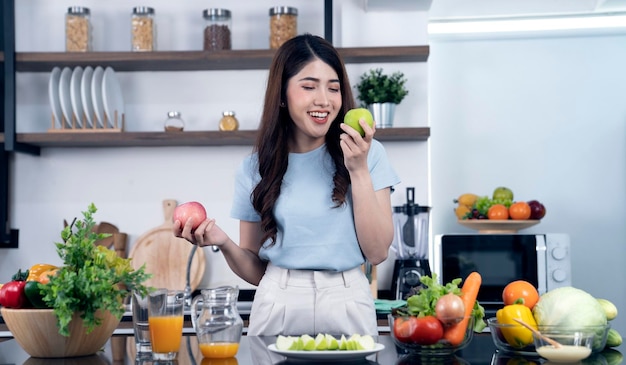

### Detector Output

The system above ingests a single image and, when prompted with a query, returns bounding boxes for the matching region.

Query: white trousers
[247,263,378,336]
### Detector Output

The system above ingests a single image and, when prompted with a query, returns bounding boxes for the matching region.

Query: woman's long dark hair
[253,34,355,246]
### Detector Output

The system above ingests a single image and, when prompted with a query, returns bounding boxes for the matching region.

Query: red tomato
[503,280,540,309]
[411,316,444,345]
[393,316,418,343]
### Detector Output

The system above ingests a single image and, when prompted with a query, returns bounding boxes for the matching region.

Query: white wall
[3,0,429,293]
[430,29,626,334]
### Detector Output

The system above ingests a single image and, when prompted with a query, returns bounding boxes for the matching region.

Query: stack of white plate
[48,66,124,130]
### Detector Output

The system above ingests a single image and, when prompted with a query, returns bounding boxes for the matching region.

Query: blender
[390,187,432,300]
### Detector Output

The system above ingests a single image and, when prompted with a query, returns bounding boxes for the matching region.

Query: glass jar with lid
[269,6,297,49]
[164,111,185,132]
[65,6,92,52]
[219,111,239,131]
[203,9,232,51]
[131,6,156,52]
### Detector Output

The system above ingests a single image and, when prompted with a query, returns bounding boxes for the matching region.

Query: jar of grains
[269,6,297,49]
[219,111,239,131]
[203,9,232,51]
[131,6,156,52]
[65,6,92,52]
[164,111,185,132]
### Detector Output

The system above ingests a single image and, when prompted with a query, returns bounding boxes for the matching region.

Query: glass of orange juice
[148,289,185,361]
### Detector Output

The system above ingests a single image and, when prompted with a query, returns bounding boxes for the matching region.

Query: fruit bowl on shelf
[388,314,475,356]
[457,219,540,234]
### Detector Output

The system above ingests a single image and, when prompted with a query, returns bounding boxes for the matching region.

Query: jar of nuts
[131,6,156,52]
[269,6,297,50]
[65,6,92,52]
[203,9,232,51]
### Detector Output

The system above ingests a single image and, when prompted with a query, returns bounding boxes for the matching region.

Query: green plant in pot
[355,68,409,128]
[1,203,151,358]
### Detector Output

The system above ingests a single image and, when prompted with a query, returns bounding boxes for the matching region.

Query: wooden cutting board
[128,200,206,291]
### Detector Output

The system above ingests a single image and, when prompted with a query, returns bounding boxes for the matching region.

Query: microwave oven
[433,233,571,315]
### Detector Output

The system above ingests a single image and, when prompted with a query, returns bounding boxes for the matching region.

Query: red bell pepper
[0,269,29,308]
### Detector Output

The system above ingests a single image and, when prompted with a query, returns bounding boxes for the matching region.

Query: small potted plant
[355,68,409,128]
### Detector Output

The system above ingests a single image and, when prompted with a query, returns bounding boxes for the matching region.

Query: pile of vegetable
[495,280,622,352]
[0,264,59,310]
[0,204,151,336]
[392,272,486,347]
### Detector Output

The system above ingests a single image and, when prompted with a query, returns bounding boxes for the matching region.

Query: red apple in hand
[173,201,207,231]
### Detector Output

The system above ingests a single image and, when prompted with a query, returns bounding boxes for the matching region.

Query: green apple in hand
[343,108,374,137]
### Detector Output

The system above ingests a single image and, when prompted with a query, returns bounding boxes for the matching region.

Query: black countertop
[0,333,623,365]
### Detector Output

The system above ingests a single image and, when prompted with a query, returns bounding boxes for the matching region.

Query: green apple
[343,108,374,137]
[493,186,514,201]
[275,335,295,351]
[325,333,339,350]
[301,334,316,351]
[314,333,328,350]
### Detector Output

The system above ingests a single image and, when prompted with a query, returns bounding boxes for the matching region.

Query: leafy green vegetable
[40,203,151,336]
[533,286,608,351]
[394,273,486,333]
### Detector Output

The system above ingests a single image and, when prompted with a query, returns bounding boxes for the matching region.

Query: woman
[175,34,400,336]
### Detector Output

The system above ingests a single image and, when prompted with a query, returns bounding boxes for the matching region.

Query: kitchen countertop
[0,333,529,365]
[0,331,623,364]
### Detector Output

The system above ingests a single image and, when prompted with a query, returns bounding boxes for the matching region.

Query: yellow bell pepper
[496,303,538,348]
[26,264,58,282]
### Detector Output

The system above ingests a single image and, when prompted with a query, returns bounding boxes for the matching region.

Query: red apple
[527,200,546,220]
[173,201,207,230]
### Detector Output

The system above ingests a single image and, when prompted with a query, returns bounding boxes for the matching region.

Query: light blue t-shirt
[231,139,400,272]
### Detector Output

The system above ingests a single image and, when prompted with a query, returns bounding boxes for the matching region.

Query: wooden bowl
[1,307,120,358]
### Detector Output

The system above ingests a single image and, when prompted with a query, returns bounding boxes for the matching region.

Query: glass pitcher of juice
[191,286,244,358]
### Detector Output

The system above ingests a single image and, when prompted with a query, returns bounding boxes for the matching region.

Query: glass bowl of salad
[388,313,475,356]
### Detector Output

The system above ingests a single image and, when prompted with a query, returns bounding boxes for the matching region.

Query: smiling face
[285,58,342,152]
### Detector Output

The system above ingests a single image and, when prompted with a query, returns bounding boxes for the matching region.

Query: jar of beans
[203,8,232,51]
[131,6,156,52]
[65,6,92,52]
[269,6,297,50]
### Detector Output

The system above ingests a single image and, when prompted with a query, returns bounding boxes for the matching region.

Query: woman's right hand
[173,217,229,248]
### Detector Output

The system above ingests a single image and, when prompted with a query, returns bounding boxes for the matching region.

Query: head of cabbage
[533,286,608,351]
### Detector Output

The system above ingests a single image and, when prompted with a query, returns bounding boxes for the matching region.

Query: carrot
[443,271,482,346]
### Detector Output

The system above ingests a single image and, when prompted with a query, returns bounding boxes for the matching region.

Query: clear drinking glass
[132,290,152,354]
[148,289,185,360]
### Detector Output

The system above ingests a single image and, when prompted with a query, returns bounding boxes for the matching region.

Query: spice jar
[269,6,297,49]
[131,6,156,52]
[164,111,184,132]
[219,111,239,131]
[65,6,92,52]
[203,9,232,51]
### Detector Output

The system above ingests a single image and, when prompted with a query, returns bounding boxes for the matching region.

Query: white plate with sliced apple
[268,344,384,361]
[268,333,384,361]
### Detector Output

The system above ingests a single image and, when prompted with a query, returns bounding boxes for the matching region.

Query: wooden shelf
[13,46,429,72]
[0,127,429,147]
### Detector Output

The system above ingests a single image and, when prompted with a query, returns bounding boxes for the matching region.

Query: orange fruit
[503,280,539,309]
[487,204,509,220]
[509,202,531,220]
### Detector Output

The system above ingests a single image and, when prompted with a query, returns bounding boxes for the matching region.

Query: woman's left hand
[339,119,375,171]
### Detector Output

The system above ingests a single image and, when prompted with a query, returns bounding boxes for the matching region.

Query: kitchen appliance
[433,233,571,316]
[390,187,431,300]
